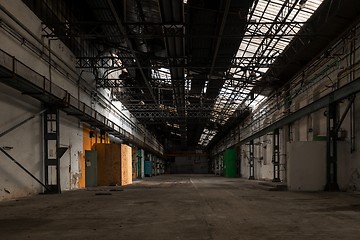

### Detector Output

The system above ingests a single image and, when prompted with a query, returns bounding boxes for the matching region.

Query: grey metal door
[85,150,97,187]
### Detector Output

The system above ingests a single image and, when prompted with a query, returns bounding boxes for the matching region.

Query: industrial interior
[1,0,360,239]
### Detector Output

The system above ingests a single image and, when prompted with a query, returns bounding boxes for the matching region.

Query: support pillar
[325,103,339,191]
[43,108,61,193]
[137,148,142,178]
[249,140,255,180]
[273,129,281,182]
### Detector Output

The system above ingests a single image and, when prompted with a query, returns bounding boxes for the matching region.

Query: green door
[85,150,97,187]
[224,148,237,178]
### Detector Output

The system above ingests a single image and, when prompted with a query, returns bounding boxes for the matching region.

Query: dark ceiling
[23,0,360,152]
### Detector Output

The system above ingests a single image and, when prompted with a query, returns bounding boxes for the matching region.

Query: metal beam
[77,56,278,63]
[208,0,231,79]
[158,0,187,145]
[76,56,278,69]
[325,103,339,191]
[124,103,214,111]
[106,0,157,103]
[43,108,61,194]
[239,78,360,145]
[0,48,163,156]
[249,139,255,180]
[272,128,280,182]
[125,21,306,28]
[334,95,356,134]
[44,21,315,39]
[78,62,273,69]
[0,109,47,138]
[44,32,321,40]
[131,111,213,119]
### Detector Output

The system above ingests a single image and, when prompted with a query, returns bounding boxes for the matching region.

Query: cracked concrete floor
[1,175,360,240]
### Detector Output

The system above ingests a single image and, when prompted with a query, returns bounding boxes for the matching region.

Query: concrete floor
[1,175,360,240]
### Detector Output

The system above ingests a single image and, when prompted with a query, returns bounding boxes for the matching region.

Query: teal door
[137,149,142,178]
[85,150,97,187]
[144,160,152,177]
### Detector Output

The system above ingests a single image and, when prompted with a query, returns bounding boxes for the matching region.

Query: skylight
[198,0,324,146]
[151,68,172,87]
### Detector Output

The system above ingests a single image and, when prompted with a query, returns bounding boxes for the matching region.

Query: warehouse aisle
[1,175,360,240]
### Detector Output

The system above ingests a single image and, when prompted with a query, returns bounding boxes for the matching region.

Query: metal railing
[0,48,164,155]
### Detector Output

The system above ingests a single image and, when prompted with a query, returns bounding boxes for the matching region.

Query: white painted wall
[337,141,351,191]
[287,141,326,191]
[0,0,90,199]
[0,84,43,200]
[58,112,83,191]
[240,145,250,179]
[172,156,208,174]
[0,0,162,154]
[239,138,275,180]
[0,83,86,201]
[259,164,273,180]
[0,0,163,201]
[337,96,360,191]
[213,19,360,192]
[193,156,209,174]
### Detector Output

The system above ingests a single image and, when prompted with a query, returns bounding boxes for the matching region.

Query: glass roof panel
[151,68,172,87]
[199,0,324,146]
